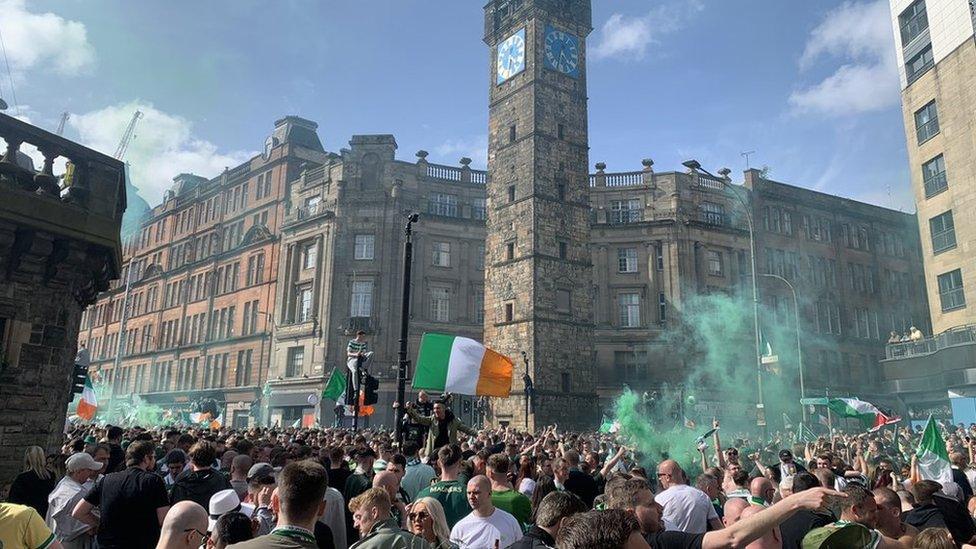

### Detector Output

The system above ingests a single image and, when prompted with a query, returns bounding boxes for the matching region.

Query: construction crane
[55,111,69,135]
[114,110,143,160]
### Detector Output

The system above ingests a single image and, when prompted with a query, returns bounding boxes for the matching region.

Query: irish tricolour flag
[826,398,899,431]
[413,333,514,397]
[916,415,953,484]
[76,377,97,420]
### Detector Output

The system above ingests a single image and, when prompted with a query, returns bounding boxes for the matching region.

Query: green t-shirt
[491,489,532,525]
[416,480,470,529]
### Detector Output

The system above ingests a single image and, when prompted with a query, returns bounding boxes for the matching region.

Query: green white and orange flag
[413,333,514,397]
[76,376,97,420]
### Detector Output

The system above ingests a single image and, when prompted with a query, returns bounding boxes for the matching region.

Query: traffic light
[363,374,379,405]
[71,364,88,394]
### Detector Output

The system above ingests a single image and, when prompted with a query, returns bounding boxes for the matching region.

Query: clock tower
[483,0,595,430]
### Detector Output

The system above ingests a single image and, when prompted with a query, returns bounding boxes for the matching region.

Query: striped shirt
[347,339,368,355]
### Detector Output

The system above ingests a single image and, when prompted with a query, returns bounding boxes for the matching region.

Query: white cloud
[434,135,488,168]
[69,101,255,205]
[0,0,95,76]
[591,0,704,61]
[789,0,900,116]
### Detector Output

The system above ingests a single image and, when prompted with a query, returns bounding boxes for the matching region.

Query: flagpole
[826,386,834,451]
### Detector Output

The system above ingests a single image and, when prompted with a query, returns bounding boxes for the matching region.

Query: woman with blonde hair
[7,446,57,517]
[408,497,457,549]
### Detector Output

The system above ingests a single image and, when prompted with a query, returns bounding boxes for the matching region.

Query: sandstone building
[0,113,125,485]
[77,116,327,428]
[880,0,976,418]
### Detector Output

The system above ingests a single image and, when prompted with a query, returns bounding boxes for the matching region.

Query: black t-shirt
[779,509,835,549]
[84,466,169,549]
[328,466,351,493]
[645,531,705,549]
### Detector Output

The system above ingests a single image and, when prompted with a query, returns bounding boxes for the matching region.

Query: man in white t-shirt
[654,459,722,533]
[450,475,522,549]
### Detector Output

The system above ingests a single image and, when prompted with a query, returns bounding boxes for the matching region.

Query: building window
[899,0,928,46]
[556,288,571,312]
[618,248,638,273]
[286,347,304,378]
[561,372,571,393]
[296,286,313,323]
[923,154,948,197]
[506,241,515,261]
[508,185,516,202]
[430,287,450,322]
[659,293,666,323]
[655,245,664,271]
[504,302,514,322]
[472,198,487,220]
[475,291,485,323]
[509,124,516,143]
[615,350,648,381]
[428,192,459,217]
[355,234,375,260]
[938,269,966,311]
[236,349,252,386]
[707,250,724,276]
[557,123,565,140]
[700,202,726,225]
[906,44,934,84]
[915,100,939,144]
[432,242,451,267]
[930,211,957,253]
[351,281,373,317]
[619,293,641,328]
[302,242,317,270]
[558,241,568,259]
[610,199,642,224]
[475,245,485,270]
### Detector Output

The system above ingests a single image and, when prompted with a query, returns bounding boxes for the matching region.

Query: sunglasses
[184,528,209,548]
[408,512,430,521]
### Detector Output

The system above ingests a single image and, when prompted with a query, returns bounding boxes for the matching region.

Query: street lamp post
[758,273,806,423]
[715,176,765,435]
[395,213,419,446]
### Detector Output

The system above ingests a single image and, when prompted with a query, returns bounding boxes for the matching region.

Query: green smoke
[610,287,836,467]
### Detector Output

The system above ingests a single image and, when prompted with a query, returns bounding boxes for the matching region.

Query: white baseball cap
[66,452,104,473]
[208,489,242,532]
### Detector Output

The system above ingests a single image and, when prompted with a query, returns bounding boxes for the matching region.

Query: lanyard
[271,526,316,544]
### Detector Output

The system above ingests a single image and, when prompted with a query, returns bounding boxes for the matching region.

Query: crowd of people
[4,396,976,548]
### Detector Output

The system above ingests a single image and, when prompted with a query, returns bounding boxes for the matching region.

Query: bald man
[155,501,208,549]
[655,459,723,533]
[371,470,407,528]
[450,476,522,549]
[750,477,775,507]
[724,497,750,527]
[740,504,781,549]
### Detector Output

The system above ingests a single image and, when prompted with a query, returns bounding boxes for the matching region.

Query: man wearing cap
[771,449,806,479]
[242,463,277,536]
[46,453,103,549]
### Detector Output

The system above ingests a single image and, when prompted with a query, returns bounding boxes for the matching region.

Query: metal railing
[885,324,976,359]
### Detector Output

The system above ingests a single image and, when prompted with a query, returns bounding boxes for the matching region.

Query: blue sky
[9,0,912,211]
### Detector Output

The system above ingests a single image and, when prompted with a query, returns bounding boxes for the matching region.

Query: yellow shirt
[0,503,57,549]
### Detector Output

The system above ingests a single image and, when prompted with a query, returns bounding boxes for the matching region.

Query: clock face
[544,25,580,78]
[496,28,526,85]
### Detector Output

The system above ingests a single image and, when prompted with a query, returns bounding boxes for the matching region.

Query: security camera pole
[395,213,419,446]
